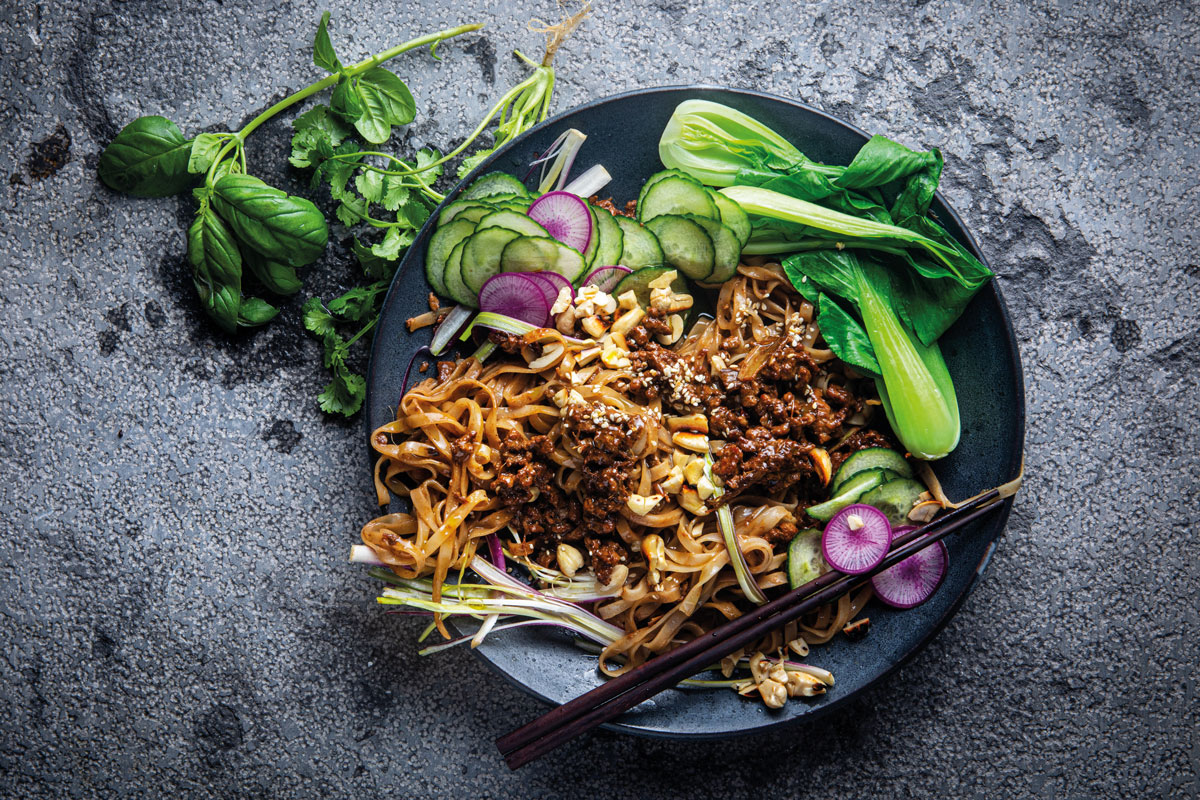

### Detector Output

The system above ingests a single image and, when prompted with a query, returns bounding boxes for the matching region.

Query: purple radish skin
[523,272,571,310]
[582,265,632,293]
[478,273,552,327]
[821,504,893,575]
[527,191,593,253]
[871,539,949,608]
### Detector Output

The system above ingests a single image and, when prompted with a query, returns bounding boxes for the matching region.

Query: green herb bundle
[97,13,482,336]
[294,3,591,416]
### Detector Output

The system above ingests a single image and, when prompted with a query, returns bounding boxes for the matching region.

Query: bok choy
[784,250,960,460]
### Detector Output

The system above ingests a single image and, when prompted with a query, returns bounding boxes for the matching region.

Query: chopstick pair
[497,486,1011,769]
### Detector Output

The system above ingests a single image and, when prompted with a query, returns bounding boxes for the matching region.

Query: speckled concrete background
[0,0,1196,797]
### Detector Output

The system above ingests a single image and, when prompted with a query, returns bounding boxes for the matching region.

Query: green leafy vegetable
[210,174,328,266]
[188,133,229,175]
[187,204,243,333]
[293,5,591,416]
[784,251,959,460]
[242,248,303,295]
[816,293,880,378]
[312,11,341,72]
[99,116,195,197]
[722,184,990,342]
[97,11,481,351]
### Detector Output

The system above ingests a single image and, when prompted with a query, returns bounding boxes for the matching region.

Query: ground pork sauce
[488,297,894,582]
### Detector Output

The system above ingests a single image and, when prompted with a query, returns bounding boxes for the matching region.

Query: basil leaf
[210,174,328,267]
[331,75,364,125]
[312,11,341,72]
[194,279,241,335]
[236,296,280,327]
[99,116,194,197]
[242,247,303,295]
[817,293,880,378]
[188,133,226,175]
[352,67,416,143]
[187,207,242,290]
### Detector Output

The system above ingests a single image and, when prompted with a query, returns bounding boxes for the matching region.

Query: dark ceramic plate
[366,86,1025,738]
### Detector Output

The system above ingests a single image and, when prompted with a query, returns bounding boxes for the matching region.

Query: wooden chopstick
[497,489,1004,769]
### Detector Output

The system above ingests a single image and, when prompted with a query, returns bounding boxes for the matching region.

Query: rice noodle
[363,264,878,678]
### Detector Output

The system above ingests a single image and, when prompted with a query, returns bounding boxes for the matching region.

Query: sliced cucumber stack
[590,204,625,268]
[420,167,752,307]
[425,218,477,298]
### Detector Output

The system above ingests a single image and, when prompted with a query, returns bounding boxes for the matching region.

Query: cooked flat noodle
[363,264,876,673]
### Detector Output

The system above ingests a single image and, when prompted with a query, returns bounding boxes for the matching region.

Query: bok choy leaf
[784,250,960,460]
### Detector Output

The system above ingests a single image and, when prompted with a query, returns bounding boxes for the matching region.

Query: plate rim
[365,84,1027,739]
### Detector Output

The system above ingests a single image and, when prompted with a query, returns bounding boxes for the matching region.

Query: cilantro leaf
[336,195,368,226]
[352,237,394,280]
[355,170,385,204]
[301,297,337,337]
[327,282,386,322]
[381,177,410,211]
[457,149,491,179]
[415,147,443,182]
[371,226,409,261]
[318,367,366,416]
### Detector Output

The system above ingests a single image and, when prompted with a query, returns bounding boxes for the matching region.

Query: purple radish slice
[582,265,632,293]
[478,273,551,327]
[527,191,593,253]
[523,272,571,309]
[821,504,893,575]
[530,270,573,299]
[871,539,948,608]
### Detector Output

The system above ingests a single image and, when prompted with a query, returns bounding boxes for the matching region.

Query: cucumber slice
[461,227,521,294]
[708,189,751,248]
[424,218,477,297]
[806,467,894,522]
[860,478,927,528]
[500,236,587,283]
[438,199,492,226]
[830,448,914,495]
[439,196,533,226]
[636,168,699,213]
[614,216,664,269]
[590,204,625,267]
[462,171,528,200]
[442,239,476,306]
[644,215,715,280]
[681,214,740,284]
[476,209,550,238]
[613,266,689,308]
[786,528,825,589]
[580,205,600,269]
[638,176,720,224]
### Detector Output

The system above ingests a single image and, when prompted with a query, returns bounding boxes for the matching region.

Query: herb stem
[204,23,483,185]
[345,316,378,347]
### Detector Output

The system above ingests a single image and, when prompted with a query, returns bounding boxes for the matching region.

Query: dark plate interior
[366,86,1025,738]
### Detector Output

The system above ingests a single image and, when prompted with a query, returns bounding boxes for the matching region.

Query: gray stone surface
[0,0,1196,796]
